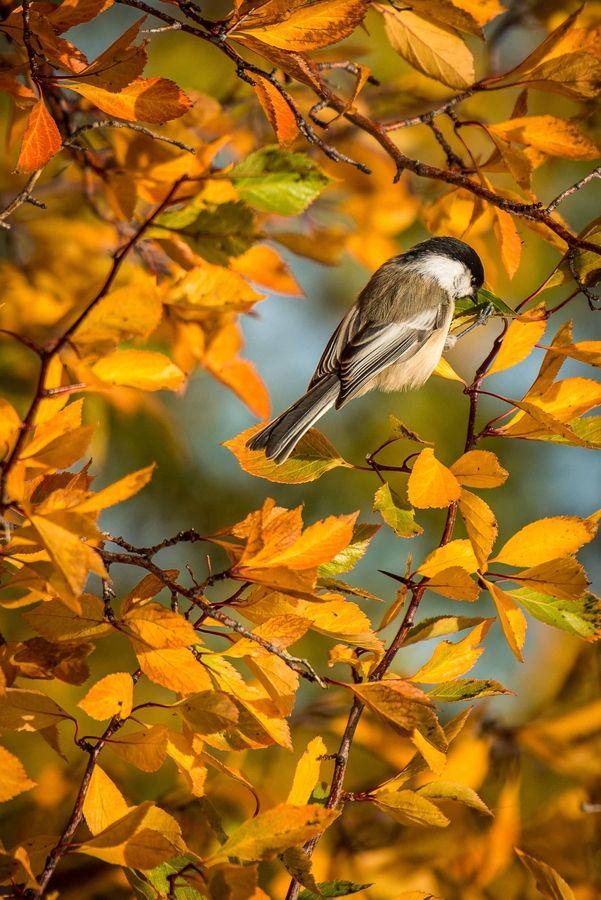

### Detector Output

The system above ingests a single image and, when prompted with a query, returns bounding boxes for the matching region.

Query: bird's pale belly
[373,326,448,394]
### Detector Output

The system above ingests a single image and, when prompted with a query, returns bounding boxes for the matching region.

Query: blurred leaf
[515,848,575,900]
[298,882,372,899]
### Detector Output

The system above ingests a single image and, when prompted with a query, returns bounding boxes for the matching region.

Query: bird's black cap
[403,236,485,287]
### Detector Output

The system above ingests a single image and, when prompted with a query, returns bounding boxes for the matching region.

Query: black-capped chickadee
[248,236,485,463]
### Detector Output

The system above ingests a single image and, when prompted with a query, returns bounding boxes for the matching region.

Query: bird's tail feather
[247,377,338,463]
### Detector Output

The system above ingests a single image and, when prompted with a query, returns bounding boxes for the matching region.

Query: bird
[247,236,486,464]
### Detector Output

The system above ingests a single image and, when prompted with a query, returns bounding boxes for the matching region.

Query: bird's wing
[336,304,449,407]
[307,304,361,389]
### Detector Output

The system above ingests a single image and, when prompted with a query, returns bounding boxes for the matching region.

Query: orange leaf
[408,448,461,509]
[64,77,192,124]
[233,0,370,52]
[16,98,61,172]
[252,73,299,147]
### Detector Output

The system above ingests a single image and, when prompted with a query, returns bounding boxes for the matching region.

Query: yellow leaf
[374,789,449,827]
[253,514,357,571]
[426,566,480,601]
[451,449,508,488]
[515,848,575,900]
[23,594,111,642]
[83,766,129,835]
[124,603,199,649]
[92,349,185,392]
[418,539,478,577]
[487,305,547,375]
[76,464,154,512]
[410,728,447,775]
[484,580,527,662]
[492,206,522,279]
[30,514,106,596]
[493,515,597,567]
[350,679,446,749]
[165,730,208,797]
[458,489,498,569]
[0,745,35,802]
[491,116,600,160]
[78,801,185,869]
[418,780,492,815]
[65,77,192,123]
[232,244,302,297]
[73,279,163,346]
[0,400,21,460]
[409,619,493,683]
[225,425,349,484]
[233,0,369,51]
[408,448,462,509]
[207,803,339,864]
[452,0,503,27]
[177,691,239,733]
[287,736,327,806]
[433,355,466,383]
[0,688,71,731]
[406,0,482,36]
[513,558,589,601]
[136,646,213,695]
[78,673,134,720]
[166,261,262,314]
[108,725,169,772]
[378,5,475,88]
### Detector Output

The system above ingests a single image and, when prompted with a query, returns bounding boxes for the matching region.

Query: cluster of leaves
[1,0,601,898]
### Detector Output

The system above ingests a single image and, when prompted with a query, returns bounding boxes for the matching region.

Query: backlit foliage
[0,0,600,898]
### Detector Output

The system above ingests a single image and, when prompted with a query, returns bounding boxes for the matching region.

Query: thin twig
[547,166,601,212]
[69,120,195,154]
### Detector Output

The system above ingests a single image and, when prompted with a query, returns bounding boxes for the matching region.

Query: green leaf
[476,287,517,317]
[318,523,380,576]
[230,146,331,215]
[512,587,601,640]
[126,855,201,900]
[404,615,490,646]
[373,482,423,538]
[156,200,257,264]
[298,881,372,899]
[427,678,512,702]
